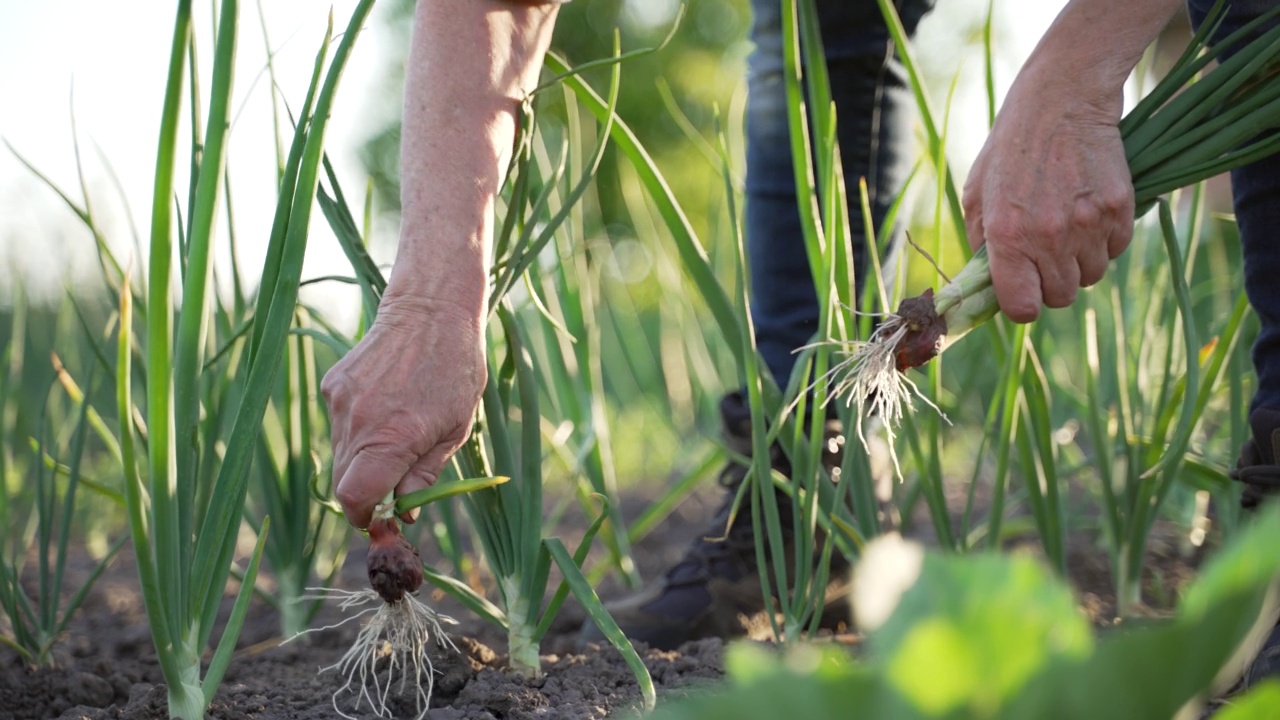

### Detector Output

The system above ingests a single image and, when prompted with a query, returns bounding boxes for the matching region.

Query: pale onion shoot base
[290,587,459,720]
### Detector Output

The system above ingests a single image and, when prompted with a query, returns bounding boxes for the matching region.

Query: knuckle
[980,215,1020,244]
[320,368,343,402]
[1071,200,1102,229]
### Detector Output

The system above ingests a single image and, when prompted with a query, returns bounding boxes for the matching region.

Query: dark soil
[1,483,1204,720]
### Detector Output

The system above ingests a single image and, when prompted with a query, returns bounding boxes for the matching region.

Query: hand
[322,296,486,529]
[962,72,1135,323]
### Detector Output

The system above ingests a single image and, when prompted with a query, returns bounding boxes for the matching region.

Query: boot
[1230,407,1280,511]
[1227,407,1280,694]
[578,392,852,651]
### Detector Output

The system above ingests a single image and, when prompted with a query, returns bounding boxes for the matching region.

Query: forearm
[1018,0,1183,116]
[388,0,560,323]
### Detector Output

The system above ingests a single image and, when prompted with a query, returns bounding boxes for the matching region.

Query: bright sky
[0,0,399,323]
[0,0,1066,321]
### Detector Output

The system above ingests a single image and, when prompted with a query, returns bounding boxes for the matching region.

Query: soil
[1,483,1205,720]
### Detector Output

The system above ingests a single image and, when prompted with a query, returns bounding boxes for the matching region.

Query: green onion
[0,365,126,667]
[828,6,1280,420]
[103,3,375,718]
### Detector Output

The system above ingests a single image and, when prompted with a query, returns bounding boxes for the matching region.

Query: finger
[321,370,356,496]
[1078,243,1110,288]
[1039,250,1081,309]
[396,440,465,524]
[335,446,413,529]
[328,422,355,504]
[961,178,986,253]
[1105,218,1133,260]
[985,243,1044,323]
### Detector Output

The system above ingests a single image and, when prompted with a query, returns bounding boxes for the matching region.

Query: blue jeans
[746,0,935,385]
[1187,0,1280,412]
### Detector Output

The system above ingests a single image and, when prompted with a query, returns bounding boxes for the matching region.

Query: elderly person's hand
[962,80,1134,323]
[321,0,559,528]
[322,296,485,529]
[962,0,1182,322]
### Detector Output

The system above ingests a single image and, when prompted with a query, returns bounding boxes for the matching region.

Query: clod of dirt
[1,662,120,720]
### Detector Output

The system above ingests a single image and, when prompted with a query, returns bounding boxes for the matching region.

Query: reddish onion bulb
[366,515,425,604]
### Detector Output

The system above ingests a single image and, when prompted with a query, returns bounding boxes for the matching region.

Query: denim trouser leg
[1188,0,1280,411]
[746,0,936,386]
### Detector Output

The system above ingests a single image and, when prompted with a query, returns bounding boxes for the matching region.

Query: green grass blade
[117,274,182,687]
[873,0,966,243]
[985,325,1029,551]
[534,497,609,642]
[780,0,830,305]
[1139,201,1201,481]
[203,516,269,704]
[545,537,655,711]
[246,16,331,365]
[173,0,240,628]
[626,447,720,543]
[396,476,511,512]
[50,366,96,621]
[144,0,192,655]
[542,52,745,361]
[50,535,127,642]
[421,562,507,629]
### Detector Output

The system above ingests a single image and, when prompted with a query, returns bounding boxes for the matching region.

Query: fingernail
[403,507,420,524]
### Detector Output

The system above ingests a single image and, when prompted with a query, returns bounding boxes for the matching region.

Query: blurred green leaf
[1215,682,1280,719]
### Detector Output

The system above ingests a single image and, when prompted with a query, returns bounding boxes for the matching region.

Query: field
[4,1,1280,719]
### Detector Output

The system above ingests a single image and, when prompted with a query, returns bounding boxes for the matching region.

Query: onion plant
[101,2,375,717]
[0,364,125,667]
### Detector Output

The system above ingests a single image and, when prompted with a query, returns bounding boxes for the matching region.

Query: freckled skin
[367,517,425,604]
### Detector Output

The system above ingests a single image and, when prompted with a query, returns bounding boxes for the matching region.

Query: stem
[1115,549,1142,617]
[167,663,206,720]
[501,578,540,678]
[276,567,309,639]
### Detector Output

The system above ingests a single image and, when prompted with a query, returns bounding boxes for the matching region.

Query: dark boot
[1230,407,1280,510]
[578,392,852,651]
[1230,407,1280,690]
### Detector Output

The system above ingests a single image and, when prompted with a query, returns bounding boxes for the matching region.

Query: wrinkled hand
[962,79,1135,323]
[322,297,486,529]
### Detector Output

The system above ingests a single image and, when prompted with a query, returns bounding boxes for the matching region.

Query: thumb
[986,244,1044,324]
[335,446,412,529]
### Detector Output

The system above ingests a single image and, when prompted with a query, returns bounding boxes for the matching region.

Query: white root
[797,313,949,479]
[289,588,459,720]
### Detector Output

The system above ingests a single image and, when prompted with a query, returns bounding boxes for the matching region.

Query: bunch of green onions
[824,6,1280,423]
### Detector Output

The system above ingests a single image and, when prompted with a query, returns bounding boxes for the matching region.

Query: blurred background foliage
[0,0,1257,650]
[363,0,768,483]
[362,0,751,239]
